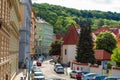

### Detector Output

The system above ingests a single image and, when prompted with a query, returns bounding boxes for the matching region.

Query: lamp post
[25,57,31,80]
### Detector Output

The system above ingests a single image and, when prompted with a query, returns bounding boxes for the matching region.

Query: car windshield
[35,78,45,80]
[34,68,41,72]
[58,68,63,70]
[78,72,89,74]
[34,73,43,76]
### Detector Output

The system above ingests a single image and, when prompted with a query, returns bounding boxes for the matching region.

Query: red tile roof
[94,50,111,61]
[93,27,110,35]
[63,24,79,45]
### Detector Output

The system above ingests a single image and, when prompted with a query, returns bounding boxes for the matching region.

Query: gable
[63,24,79,45]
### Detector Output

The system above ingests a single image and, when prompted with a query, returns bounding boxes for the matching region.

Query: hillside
[32,3,120,34]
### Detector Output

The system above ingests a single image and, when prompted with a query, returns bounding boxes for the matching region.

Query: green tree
[97,19,104,28]
[111,48,120,67]
[49,39,61,56]
[32,3,120,34]
[76,19,96,64]
[96,31,117,54]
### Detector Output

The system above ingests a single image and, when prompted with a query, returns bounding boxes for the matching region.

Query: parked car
[54,63,63,70]
[93,75,107,80]
[33,60,37,66]
[82,73,98,80]
[70,70,81,78]
[45,78,66,80]
[54,66,64,73]
[33,72,45,80]
[37,61,42,66]
[104,77,120,80]
[32,67,41,73]
[54,63,62,68]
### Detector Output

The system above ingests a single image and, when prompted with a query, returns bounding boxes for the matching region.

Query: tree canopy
[49,39,61,56]
[32,3,120,34]
[96,31,117,54]
[76,19,96,64]
[111,48,120,67]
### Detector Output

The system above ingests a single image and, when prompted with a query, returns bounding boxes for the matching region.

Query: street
[39,59,76,80]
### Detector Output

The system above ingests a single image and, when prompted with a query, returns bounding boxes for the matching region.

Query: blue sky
[32,0,120,13]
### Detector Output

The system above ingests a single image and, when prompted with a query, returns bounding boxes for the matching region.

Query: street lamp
[25,53,32,80]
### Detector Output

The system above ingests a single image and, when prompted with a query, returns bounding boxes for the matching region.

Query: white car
[82,73,98,80]
[33,72,45,80]
[54,66,64,73]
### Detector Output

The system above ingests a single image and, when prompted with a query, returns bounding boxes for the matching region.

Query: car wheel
[70,74,72,78]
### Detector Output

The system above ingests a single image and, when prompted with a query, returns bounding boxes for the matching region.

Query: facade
[115,33,120,49]
[9,0,21,80]
[35,18,54,56]
[30,9,36,56]
[0,0,11,80]
[19,0,32,67]
[61,24,79,63]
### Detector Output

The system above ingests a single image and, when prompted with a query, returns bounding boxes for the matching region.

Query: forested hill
[32,3,120,34]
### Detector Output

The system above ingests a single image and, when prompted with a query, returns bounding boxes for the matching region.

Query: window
[65,49,67,55]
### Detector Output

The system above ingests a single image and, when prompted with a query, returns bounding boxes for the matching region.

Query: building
[9,0,21,80]
[61,24,79,64]
[30,9,36,56]
[35,18,54,56]
[19,0,32,67]
[61,24,112,64]
[0,0,11,79]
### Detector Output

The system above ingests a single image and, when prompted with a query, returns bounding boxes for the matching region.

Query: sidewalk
[14,69,28,80]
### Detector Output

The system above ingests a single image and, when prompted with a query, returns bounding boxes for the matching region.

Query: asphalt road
[40,59,76,80]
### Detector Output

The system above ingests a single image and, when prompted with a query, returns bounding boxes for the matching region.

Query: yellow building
[9,0,21,80]
[30,9,36,56]
[115,34,120,49]
[0,0,11,80]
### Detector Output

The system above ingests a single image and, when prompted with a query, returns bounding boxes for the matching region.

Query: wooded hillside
[32,3,120,34]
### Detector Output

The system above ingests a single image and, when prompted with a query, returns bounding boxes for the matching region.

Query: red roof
[93,27,110,35]
[63,24,79,45]
[94,50,111,61]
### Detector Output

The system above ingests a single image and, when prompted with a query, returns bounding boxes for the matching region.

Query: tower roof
[63,24,79,45]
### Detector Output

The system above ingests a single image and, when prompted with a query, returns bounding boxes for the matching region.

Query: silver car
[69,70,81,78]
[54,66,64,73]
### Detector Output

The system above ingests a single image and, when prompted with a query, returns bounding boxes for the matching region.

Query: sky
[32,0,120,13]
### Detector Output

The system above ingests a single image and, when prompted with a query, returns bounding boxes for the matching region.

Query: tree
[76,19,96,64]
[111,48,120,67]
[49,39,61,56]
[96,31,117,54]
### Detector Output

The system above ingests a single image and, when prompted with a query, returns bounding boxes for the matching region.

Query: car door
[72,71,77,78]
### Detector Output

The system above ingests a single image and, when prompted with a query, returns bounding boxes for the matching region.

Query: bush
[107,63,112,69]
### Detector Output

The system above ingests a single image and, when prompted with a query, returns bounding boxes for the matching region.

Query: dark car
[104,77,120,80]
[93,75,107,80]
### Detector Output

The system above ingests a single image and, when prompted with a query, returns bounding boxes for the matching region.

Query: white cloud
[32,0,120,13]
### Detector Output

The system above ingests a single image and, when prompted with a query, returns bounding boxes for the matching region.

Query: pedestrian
[76,72,82,80]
